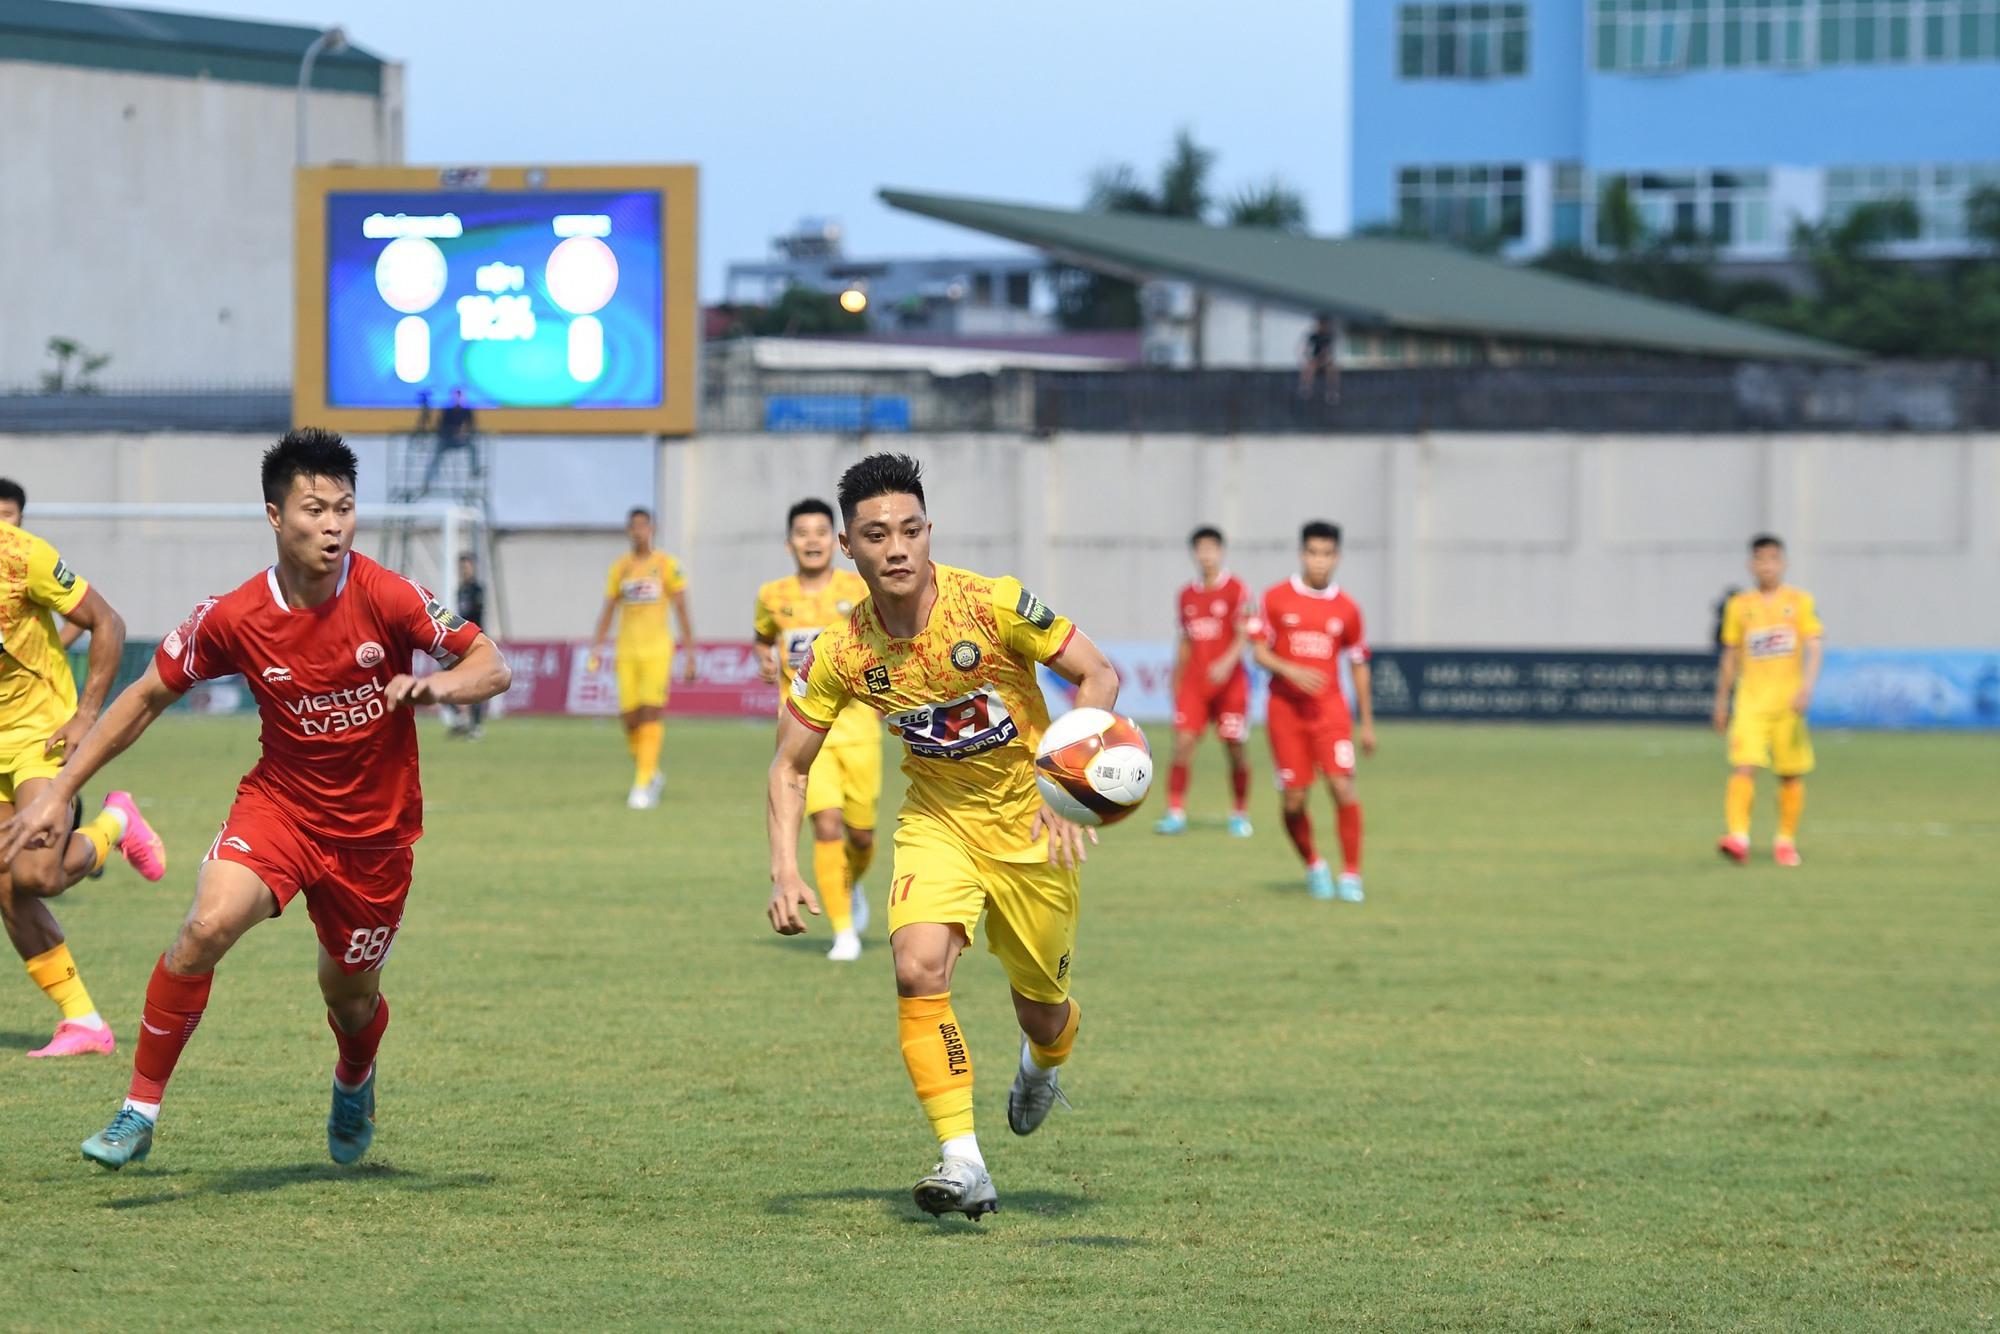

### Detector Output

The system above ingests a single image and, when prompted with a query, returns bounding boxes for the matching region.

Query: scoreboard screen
[295,166,696,435]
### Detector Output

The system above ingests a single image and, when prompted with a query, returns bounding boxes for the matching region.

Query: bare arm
[766,707,831,933]
[46,586,127,760]
[58,617,85,650]
[1713,643,1740,731]
[1253,639,1327,695]
[588,597,618,666]
[672,589,697,681]
[1169,632,1190,697]
[1209,624,1248,684]
[1034,628,1120,867]
[1352,659,1376,756]
[387,633,511,709]
[3,665,181,861]
[1795,636,1824,712]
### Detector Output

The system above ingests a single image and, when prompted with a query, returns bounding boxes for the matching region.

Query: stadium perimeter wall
[3,431,1994,650]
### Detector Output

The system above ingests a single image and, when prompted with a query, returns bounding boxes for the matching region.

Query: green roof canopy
[881,188,1858,365]
[0,0,386,94]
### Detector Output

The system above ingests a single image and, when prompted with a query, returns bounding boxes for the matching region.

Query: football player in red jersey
[1156,527,1254,837]
[1252,521,1374,903]
[1,430,512,1170]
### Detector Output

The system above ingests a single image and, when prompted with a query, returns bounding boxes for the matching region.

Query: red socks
[130,956,213,1106]
[330,994,390,1088]
[1337,802,1364,875]
[1282,806,1317,866]
[1229,761,1250,815]
[1167,761,1190,813]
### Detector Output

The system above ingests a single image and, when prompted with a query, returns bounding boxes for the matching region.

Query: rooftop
[880,188,1860,365]
[0,0,387,93]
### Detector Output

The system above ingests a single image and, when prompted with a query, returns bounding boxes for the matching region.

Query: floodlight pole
[296,26,349,166]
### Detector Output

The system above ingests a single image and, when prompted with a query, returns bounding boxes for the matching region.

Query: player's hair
[1189,525,1225,547]
[837,453,926,525]
[0,477,25,512]
[628,506,654,523]
[1300,520,1342,548]
[1749,533,1784,553]
[787,498,836,531]
[261,428,357,506]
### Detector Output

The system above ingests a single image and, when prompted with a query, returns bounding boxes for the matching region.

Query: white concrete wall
[4,431,1993,650]
[0,62,402,387]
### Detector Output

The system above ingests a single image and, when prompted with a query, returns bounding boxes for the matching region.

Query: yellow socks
[26,943,98,1022]
[898,993,975,1144]
[1028,996,1081,1072]
[1777,780,1805,841]
[846,835,874,889]
[813,839,853,934]
[1725,773,1755,839]
[632,721,664,787]
[78,809,122,874]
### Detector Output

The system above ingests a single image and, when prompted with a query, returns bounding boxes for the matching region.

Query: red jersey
[1176,573,1252,687]
[1259,576,1369,709]
[155,552,482,846]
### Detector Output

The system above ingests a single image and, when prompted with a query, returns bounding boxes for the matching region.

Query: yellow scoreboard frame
[293,164,698,436]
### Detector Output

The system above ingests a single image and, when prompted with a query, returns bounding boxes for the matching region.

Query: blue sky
[191,0,1351,297]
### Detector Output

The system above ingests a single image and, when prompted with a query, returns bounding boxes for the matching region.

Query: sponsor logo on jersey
[864,663,892,694]
[355,640,385,669]
[1745,625,1799,659]
[424,598,466,632]
[886,687,1018,759]
[261,666,293,683]
[222,835,253,853]
[51,559,77,591]
[286,678,391,736]
[950,640,981,671]
[782,627,822,674]
[1016,588,1056,630]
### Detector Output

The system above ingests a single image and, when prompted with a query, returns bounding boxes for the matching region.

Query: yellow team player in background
[754,499,881,962]
[588,506,695,810]
[0,490,168,1059]
[1713,533,1824,868]
[766,454,1121,1220]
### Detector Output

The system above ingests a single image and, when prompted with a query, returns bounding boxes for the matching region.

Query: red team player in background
[1252,521,1375,903]
[1156,526,1255,838]
[1,430,511,1170]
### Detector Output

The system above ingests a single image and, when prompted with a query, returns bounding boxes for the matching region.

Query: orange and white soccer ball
[1033,707,1153,827]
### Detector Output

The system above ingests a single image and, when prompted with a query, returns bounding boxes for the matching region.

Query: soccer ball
[1034,707,1153,827]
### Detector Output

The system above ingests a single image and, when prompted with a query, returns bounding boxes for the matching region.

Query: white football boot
[913,1156,998,1220]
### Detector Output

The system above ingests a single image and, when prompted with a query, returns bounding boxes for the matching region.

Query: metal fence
[5,361,1996,436]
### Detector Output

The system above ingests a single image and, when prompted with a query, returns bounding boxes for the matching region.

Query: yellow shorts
[616,651,671,712]
[0,738,64,806]
[887,825,1079,1004]
[805,739,882,830]
[1728,707,1815,776]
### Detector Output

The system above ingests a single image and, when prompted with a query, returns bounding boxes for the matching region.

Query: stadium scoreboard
[294,165,697,435]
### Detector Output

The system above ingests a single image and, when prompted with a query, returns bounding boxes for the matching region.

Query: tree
[1226,178,1310,233]
[40,336,111,394]
[710,285,866,339]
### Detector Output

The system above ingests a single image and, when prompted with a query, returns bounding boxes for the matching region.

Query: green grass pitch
[2,716,1993,1329]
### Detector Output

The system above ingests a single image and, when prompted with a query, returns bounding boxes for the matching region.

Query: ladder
[383,428,505,638]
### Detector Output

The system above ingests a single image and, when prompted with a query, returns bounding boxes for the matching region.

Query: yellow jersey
[790,563,1074,863]
[606,549,686,659]
[0,522,88,752]
[754,569,877,750]
[1721,585,1823,714]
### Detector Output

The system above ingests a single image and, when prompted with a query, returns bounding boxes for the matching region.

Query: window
[1826,161,2000,242]
[1598,168,1777,247]
[1554,163,1588,245]
[1397,164,1528,243]
[1399,4,1530,78]
[1593,0,2000,69]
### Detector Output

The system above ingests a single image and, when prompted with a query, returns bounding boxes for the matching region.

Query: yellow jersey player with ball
[766,454,1121,1220]
[1713,533,1824,867]
[754,498,881,962]
[588,506,694,810]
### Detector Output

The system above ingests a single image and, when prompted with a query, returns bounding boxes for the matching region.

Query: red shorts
[1173,669,1249,742]
[205,788,415,974]
[1266,689,1354,788]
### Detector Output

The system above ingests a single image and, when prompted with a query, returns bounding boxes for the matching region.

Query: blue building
[1349,1,2000,260]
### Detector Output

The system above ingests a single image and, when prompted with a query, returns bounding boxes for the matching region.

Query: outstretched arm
[766,707,830,933]
[3,664,181,862]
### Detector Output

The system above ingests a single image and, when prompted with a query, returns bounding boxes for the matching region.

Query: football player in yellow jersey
[0,510,168,1058]
[1712,534,1824,867]
[766,454,1121,1220]
[587,506,695,810]
[754,499,881,962]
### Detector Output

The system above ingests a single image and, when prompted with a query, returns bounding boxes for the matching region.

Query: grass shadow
[0,1030,53,1049]
[765,1184,1098,1226]
[102,1161,497,1210]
